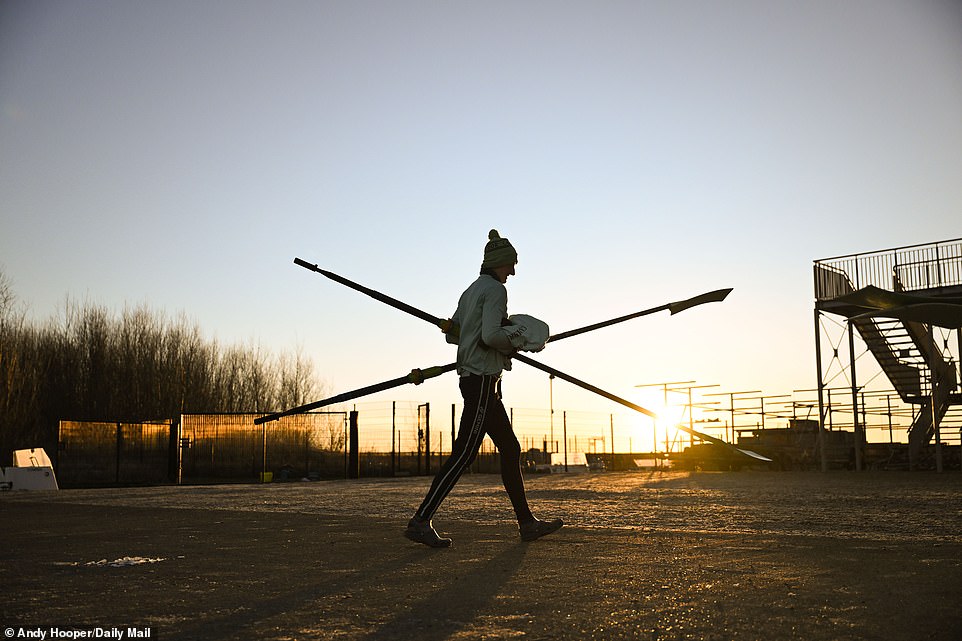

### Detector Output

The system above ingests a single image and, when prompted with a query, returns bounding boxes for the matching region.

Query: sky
[2,0,961,441]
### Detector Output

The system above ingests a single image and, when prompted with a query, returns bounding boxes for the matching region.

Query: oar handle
[294,257,319,272]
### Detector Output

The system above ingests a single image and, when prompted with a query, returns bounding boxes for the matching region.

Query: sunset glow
[2,1,959,459]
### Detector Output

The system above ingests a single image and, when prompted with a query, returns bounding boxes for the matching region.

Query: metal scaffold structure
[813,238,962,471]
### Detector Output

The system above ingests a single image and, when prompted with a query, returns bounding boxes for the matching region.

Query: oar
[254,364,457,425]
[293,257,732,341]
[282,261,765,461]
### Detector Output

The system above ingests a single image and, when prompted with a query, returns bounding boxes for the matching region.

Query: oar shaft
[512,353,656,418]
[254,363,457,425]
[513,353,770,462]
[548,304,670,342]
[254,375,409,424]
[548,288,732,343]
[294,258,445,328]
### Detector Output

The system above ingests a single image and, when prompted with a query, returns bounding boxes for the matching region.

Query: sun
[628,389,690,453]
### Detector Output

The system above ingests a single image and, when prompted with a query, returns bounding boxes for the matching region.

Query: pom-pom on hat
[481,229,518,269]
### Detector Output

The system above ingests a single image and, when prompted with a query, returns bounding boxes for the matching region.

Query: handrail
[814,238,962,300]
[814,237,962,263]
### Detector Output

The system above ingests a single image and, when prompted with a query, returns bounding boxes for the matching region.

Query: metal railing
[814,238,962,301]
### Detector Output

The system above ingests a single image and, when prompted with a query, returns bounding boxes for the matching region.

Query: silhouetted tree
[0,270,326,459]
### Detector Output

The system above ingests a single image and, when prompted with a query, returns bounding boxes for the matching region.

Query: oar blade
[674,422,773,463]
[668,288,733,315]
[735,447,774,463]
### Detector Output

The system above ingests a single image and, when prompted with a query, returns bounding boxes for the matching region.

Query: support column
[932,326,943,473]
[815,308,828,472]
[849,321,862,471]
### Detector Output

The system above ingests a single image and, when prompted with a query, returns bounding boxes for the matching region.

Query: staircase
[814,239,962,469]
[849,317,921,398]
[849,315,957,465]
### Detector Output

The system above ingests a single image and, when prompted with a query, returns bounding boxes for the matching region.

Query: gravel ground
[2,470,961,640]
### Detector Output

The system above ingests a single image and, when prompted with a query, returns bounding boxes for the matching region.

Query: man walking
[405,229,563,548]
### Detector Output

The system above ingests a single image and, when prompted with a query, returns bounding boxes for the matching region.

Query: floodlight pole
[683,384,720,447]
[704,390,762,444]
[638,382,718,449]
[635,381,694,455]
[757,394,792,429]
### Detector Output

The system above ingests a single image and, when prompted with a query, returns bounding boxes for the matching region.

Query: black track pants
[414,374,533,523]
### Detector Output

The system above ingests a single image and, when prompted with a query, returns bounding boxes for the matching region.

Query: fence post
[261,419,268,482]
[423,403,430,474]
[563,411,568,473]
[168,418,181,484]
[113,422,121,485]
[610,414,615,472]
[349,410,359,479]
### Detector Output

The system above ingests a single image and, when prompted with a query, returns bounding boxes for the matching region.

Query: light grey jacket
[446,274,519,376]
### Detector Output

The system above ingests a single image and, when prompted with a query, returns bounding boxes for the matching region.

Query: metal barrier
[57,420,173,486]
[179,412,349,483]
[54,403,643,485]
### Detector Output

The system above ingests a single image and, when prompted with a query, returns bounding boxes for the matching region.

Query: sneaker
[404,518,452,548]
[519,517,564,542]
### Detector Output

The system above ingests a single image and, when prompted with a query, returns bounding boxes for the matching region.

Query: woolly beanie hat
[481,229,518,269]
